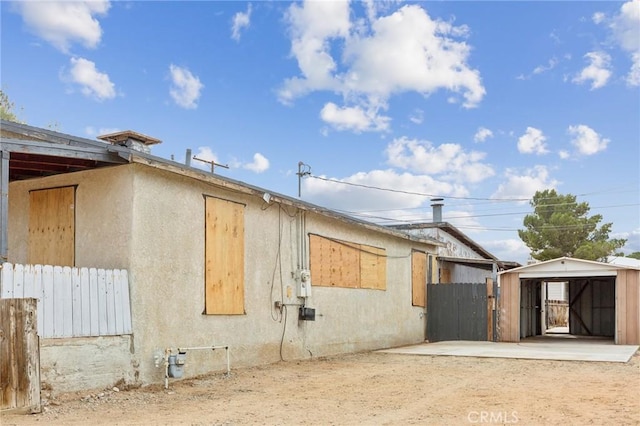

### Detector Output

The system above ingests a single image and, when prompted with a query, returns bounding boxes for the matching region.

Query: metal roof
[0,119,442,248]
[499,256,640,279]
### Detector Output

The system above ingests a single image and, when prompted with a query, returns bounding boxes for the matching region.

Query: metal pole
[297,161,303,198]
[0,150,9,262]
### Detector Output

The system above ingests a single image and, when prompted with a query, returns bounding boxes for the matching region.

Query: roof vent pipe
[431,198,444,223]
[185,149,192,167]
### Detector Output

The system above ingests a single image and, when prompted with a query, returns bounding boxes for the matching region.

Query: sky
[1,0,639,265]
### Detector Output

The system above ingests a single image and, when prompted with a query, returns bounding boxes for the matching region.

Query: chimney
[431,198,444,223]
[98,130,161,154]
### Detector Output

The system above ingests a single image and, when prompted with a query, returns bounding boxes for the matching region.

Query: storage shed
[498,257,640,345]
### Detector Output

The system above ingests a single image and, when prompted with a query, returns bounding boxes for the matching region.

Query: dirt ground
[3,349,639,425]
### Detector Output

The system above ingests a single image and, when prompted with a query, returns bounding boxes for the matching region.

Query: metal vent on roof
[97,130,161,154]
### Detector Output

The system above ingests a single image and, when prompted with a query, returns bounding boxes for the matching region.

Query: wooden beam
[0,138,124,164]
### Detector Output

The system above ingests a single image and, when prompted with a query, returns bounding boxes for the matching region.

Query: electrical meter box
[297,269,312,298]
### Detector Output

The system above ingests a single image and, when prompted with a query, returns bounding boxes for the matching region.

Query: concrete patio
[379,337,639,363]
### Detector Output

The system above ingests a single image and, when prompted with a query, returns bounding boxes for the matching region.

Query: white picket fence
[0,263,132,338]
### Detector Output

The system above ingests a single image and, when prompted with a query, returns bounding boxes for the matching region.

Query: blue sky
[1,0,639,264]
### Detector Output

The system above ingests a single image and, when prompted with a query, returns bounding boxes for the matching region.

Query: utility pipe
[163,345,230,389]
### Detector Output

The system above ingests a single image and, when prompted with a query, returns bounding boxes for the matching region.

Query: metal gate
[427,282,489,342]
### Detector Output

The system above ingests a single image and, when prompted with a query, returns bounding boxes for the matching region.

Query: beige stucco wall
[127,164,434,385]
[8,163,436,390]
[8,165,134,269]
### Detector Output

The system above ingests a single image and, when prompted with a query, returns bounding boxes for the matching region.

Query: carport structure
[498,257,640,345]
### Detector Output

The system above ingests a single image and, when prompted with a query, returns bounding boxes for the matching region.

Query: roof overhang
[500,256,638,279]
[388,221,498,261]
[0,137,126,181]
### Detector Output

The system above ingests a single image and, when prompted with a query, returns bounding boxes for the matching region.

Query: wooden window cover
[204,197,245,315]
[411,251,427,307]
[309,234,386,290]
[28,186,76,266]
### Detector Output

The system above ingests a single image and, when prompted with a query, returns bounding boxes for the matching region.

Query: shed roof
[499,256,640,279]
[0,119,441,248]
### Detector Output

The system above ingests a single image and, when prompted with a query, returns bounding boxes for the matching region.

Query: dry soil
[2,349,639,425]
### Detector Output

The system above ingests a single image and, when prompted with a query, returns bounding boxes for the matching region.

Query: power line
[333,202,639,224]
[308,174,530,201]
[307,174,639,205]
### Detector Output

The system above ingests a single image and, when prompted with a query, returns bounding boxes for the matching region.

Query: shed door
[28,186,76,266]
[520,281,542,338]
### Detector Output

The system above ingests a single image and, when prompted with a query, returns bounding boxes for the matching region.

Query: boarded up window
[412,251,427,307]
[28,186,75,266]
[205,197,245,315]
[309,234,386,290]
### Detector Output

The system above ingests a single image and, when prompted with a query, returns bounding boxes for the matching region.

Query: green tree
[518,189,626,261]
[0,89,24,123]
[627,252,640,260]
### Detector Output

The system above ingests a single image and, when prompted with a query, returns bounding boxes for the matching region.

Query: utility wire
[334,202,640,224]
[307,173,639,204]
[308,174,529,201]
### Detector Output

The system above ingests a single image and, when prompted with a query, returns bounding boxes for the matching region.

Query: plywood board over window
[412,250,427,307]
[204,196,245,315]
[28,186,76,266]
[309,234,386,290]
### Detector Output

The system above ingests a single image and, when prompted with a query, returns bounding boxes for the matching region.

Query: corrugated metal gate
[427,282,489,342]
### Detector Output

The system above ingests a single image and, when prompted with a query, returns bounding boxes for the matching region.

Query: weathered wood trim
[0,138,124,164]
[0,298,41,413]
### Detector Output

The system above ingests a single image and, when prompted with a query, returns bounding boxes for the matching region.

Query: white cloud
[303,168,468,213]
[567,124,610,155]
[16,1,110,53]
[64,57,116,101]
[558,150,570,160]
[592,12,606,24]
[517,127,548,155]
[385,137,494,184]
[491,166,559,201]
[169,64,204,109]
[611,0,640,53]
[319,102,390,132]
[231,4,252,41]
[628,53,640,86]
[409,109,424,124]
[594,0,640,87]
[622,228,640,253]
[280,2,485,133]
[616,0,640,86]
[482,238,530,263]
[572,51,612,90]
[243,153,270,173]
[85,126,120,137]
[474,127,493,143]
[532,57,558,75]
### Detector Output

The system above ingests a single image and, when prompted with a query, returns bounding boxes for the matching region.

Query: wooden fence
[0,263,132,338]
[0,298,41,413]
